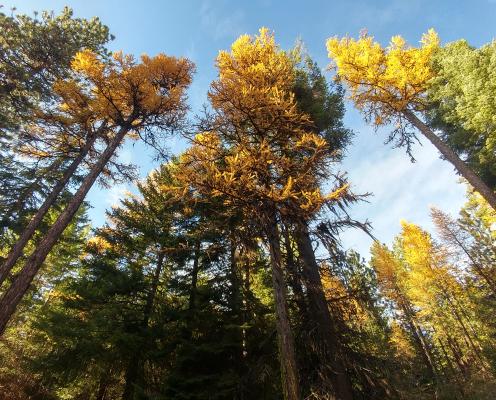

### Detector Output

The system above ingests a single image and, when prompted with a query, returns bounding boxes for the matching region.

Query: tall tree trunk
[401,301,437,378]
[229,236,245,367]
[242,255,251,359]
[281,224,307,316]
[438,339,456,377]
[293,219,353,400]
[143,251,165,326]
[123,250,165,400]
[188,241,201,312]
[0,125,128,335]
[404,110,496,210]
[122,355,143,400]
[0,127,102,287]
[229,236,241,312]
[447,336,468,378]
[448,300,486,367]
[264,213,300,400]
[438,339,465,398]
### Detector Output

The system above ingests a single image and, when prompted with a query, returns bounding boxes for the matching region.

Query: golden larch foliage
[326,29,439,125]
[175,28,348,220]
[56,49,194,129]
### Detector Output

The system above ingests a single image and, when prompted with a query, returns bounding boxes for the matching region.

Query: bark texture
[265,215,300,400]
[293,220,353,400]
[0,126,128,335]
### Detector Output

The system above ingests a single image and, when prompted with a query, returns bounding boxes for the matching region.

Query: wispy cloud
[200,0,245,40]
[339,123,466,257]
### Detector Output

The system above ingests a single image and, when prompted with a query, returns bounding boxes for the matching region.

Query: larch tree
[326,30,496,210]
[175,28,354,400]
[370,240,438,379]
[0,49,194,335]
[0,82,110,287]
[372,220,493,388]
[285,56,357,398]
[0,7,111,259]
[398,221,488,374]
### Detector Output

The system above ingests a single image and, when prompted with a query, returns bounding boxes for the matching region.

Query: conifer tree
[327,31,496,209]
[175,28,356,400]
[427,40,496,190]
[0,49,194,334]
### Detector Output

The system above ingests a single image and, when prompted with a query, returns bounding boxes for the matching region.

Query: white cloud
[338,123,466,258]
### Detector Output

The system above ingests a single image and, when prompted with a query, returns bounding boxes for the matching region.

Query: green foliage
[0,6,111,131]
[1,11,496,400]
[428,40,496,189]
[293,54,353,156]
[0,6,112,240]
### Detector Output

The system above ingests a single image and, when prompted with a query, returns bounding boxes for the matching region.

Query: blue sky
[5,0,496,256]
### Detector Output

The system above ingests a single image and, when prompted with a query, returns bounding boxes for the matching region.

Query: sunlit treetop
[370,241,407,303]
[326,29,439,126]
[212,26,294,103]
[15,50,194,174]
[398,220,436,271]
[171,29,351,220]
[209,27,312,143]
[54,49,195,132]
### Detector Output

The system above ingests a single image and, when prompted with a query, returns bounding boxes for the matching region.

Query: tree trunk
[188,241,201,312]
[404,110,496,210]
[0,128,102,287]
[229,236,242,312]
[448,300,486,367]
[438,339,465,398]
[122,355,143,400]
[0,157,64,228]
[293,219,353,400]
[447,336,468,378]
[229,236,246,366]
[143,251,165,327]
[0,125,128,335]
[281,224,307,316]
[242,256,250,359]
[264,214,300,400]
